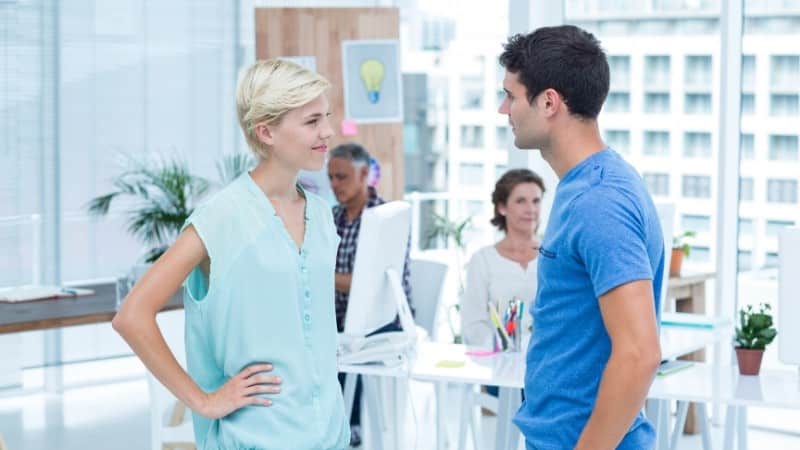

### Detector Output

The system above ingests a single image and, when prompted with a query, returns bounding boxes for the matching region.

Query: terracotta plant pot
[669,248,684,277]
[735,348,764,375]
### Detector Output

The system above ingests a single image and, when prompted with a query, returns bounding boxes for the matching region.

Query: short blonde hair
[236,59,331,158]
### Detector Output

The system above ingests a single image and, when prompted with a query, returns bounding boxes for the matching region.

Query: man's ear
[541,88,562,117]
[358,164,369,182]
[255,122,275,147]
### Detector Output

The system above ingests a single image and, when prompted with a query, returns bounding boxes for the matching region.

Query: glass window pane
[604,92,630,113]
[643,172,670,196]
[739,177,754,202]
[768,135,799,161]
[740,133,755,159]
[767,179,798,203]
[459,163,484,186]
[684,132,712,158]
[682,175,712,198]
[644,131,670,156]
[605,130,630,154]
[460,125,485,148]
[681,214,711,232]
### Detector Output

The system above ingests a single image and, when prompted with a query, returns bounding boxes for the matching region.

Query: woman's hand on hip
[199,363,281,419]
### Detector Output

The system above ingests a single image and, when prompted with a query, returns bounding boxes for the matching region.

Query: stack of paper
[0,285,94,303]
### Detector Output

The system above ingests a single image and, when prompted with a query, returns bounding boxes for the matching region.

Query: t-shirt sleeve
[181,205,216,302]
[571,188,653,299]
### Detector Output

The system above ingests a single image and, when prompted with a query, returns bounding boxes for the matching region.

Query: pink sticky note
[341,120,358,136]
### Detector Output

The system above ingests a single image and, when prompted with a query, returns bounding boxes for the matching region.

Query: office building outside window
[643,173,670,196]
[682,175,712,198]
[766,179,798,204]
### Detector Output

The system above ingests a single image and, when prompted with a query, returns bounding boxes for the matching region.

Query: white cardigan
[460,245,538,349]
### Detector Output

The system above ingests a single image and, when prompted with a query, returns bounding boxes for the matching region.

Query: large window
[738,12,800,413]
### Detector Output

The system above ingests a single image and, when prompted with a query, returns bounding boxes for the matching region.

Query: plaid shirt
[333,187,413,332]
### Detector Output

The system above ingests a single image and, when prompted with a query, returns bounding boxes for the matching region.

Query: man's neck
[541,120,607,179]
[344,188,370,221]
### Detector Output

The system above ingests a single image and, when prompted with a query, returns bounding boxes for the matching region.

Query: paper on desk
[0,285,94,303]
[436,360,466,368]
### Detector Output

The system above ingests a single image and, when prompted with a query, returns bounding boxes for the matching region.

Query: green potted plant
[87,155,210,264]
[669,230,696,277]
[427,213,472,344]
[734,303,777,375]
[88,152,256,267]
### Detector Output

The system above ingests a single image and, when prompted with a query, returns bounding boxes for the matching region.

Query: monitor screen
[343,201,412,337]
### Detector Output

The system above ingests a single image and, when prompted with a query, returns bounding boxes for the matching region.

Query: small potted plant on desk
[734,302,777,375]
[669,230,696,277]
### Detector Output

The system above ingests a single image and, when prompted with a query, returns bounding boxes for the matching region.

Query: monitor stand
[338,268,417,367]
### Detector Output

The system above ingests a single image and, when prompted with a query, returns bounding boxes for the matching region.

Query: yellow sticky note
[436,360,465,368]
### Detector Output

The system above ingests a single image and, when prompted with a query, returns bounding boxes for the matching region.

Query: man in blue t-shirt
[498,26,665,449]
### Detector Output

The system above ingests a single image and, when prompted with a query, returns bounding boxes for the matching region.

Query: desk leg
[657,400,670,450]
[435,381,447,450]
[723,404,737,450]
[393,377,405,450]
[697,403,712,450]
[343,373,356,422]
[737,407,748,450]
[670,401,689,450]
[677,283,706,434]
[495,388,509,450]
[457,385,471,450]
[495,387,521,450]
[44,329,63,393]
[363,377,385,450]
[470,389,482,450]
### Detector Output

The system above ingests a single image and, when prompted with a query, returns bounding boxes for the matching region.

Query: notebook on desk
[0,285,95,303]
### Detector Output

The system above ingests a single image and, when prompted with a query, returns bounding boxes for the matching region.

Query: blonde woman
[112,60,349,449]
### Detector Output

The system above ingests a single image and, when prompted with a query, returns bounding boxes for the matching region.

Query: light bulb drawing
[359,59,385,104]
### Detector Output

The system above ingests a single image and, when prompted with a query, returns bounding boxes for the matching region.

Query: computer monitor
[778,227,800,366]
[343,201,415,339]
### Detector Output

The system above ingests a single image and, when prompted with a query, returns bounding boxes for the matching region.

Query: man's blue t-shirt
[514,149,664,450]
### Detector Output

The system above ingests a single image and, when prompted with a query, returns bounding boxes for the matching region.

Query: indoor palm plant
[734,302,777,375]
[427,213,472,344]
[669,230,696,277]
[87,155,211,263]
[88,152,255,265]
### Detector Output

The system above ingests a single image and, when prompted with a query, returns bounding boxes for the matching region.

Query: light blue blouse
[182,173,348,450]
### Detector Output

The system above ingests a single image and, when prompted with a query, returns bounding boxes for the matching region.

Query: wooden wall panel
[255,8,404,200]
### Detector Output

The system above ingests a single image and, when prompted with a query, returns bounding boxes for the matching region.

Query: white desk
[338,324,730,450]
[649,363,800,450]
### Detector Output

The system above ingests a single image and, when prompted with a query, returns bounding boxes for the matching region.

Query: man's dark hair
[499,25,609,120]
[330,142,371,167]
